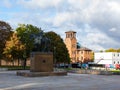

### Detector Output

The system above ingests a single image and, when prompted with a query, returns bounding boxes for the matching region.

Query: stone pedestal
[30,52,53,72]
[17,52,67,77]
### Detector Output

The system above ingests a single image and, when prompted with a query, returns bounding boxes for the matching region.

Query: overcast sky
[0,0,120,51]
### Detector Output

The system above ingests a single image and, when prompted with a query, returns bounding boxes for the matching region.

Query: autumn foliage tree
[0,21,12,65]
[3,32,25,66]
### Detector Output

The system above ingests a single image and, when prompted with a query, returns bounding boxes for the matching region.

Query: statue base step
[16,70,67,77]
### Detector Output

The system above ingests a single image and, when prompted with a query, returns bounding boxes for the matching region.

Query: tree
[105,48,117,52]
[100,50,104,52]
[16,24,42,55]
[0,21,12,65]
[45,31,70,64]
[105,48,120,53]
[16,24,42,69]
[116,49,120,52]
[91,52,94,61]
[3,32,25,66]
[77,42,81,49]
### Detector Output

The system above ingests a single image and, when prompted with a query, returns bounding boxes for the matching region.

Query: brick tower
[65,31,77,63]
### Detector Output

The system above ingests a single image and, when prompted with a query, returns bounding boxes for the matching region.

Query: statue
[31,31,51,52]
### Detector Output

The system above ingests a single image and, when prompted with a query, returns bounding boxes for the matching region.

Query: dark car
[71,63,81,68]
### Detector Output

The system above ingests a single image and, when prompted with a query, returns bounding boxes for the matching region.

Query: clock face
[100,56,104,60]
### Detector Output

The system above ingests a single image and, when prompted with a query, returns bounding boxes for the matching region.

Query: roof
[77,47,92,51]
[65,30,76,33]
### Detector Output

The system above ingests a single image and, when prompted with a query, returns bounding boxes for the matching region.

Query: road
[0,71,120,90]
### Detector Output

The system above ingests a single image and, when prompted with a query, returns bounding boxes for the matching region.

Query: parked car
[71,63,81,68]
[115,64,120,70]
[55,63,69,68]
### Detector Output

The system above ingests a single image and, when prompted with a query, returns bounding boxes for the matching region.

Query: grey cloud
[4,0,120,51]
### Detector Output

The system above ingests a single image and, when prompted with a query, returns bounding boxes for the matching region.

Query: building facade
[65,31,92,63]
[76,47,92,63]
[94,52,120,65]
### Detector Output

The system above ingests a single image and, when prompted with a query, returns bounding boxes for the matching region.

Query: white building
[94,52,120,65]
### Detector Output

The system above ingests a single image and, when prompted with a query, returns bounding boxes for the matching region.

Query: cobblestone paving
[0,71,120,90]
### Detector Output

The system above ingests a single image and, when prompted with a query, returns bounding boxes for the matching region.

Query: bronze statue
[31,31,51,52]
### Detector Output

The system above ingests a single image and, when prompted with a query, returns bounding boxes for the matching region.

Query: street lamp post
[23,49,27,70]
[53,47,56,68]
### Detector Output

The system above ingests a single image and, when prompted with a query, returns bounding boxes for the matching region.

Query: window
[72,51,73,54]
[114,61,115,64]
[72,51,75,54]
[81,57,83,60]
[87,51,89,54]
[118,61,119,64]
[72,44,75,48]
[81,51,83,54]
[66,34,68,38]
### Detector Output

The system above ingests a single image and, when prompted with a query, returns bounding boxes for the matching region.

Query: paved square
[0,71,120,90]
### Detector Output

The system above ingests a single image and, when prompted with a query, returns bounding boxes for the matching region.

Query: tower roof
[65,30,76,33]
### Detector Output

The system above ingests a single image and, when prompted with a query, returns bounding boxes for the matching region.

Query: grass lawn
[110,69,120,72]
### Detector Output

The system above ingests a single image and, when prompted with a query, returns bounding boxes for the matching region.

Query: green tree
[105,48,120,52]
[100,50,104,52]
[105,48,117,52]
[45,31,70,64]
[0,21,12,65]
[91,52,94,61]
[3,32,25,66]
[16,24,42,68]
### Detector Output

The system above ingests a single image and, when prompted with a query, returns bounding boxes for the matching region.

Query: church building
[65,31,93,63]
